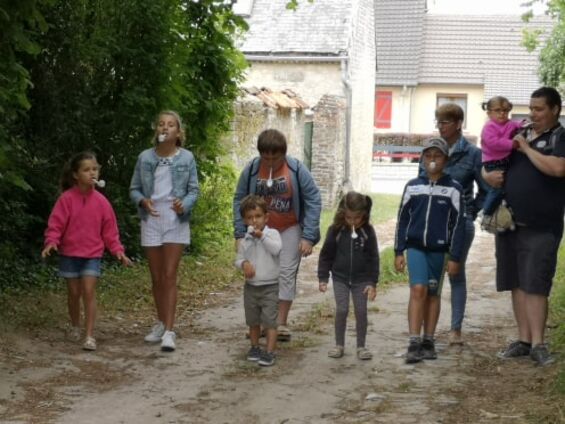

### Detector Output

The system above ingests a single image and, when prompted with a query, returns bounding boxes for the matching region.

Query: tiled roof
[375,0,427,86]
[420,14,553,104]
[241,87,310,109]
[374,1,554,105]
[238,0,352,56]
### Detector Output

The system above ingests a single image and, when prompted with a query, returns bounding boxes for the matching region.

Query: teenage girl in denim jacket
[130,111,199,352]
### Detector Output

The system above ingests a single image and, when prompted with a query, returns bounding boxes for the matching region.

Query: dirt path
[0,224,560,423]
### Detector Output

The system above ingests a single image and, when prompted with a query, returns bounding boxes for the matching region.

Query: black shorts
[495,226,561,296]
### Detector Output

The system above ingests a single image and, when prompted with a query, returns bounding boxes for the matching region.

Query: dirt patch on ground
[0,225,563,423]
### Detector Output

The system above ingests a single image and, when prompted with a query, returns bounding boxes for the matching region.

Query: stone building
[233,0,377,207]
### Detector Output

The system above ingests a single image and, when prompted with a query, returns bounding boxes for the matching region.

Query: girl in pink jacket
[480,96,526,230]
[42,152,131,351]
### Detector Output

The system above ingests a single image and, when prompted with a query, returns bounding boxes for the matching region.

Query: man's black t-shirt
[505,125,565,233]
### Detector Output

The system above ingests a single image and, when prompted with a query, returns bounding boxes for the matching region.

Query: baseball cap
[422,137,449,156]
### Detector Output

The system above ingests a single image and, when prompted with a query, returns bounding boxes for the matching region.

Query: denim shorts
[58,256,102,278]
[406,248,447,296]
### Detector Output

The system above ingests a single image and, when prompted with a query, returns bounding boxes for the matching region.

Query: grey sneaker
[247,346,262,362]
[160,330,176,352]
[405,341,422,364]
[258,351,276,366]
[421,339,437,360]
[530,344,555,367]
[497,340,531,359]
[144,321,165,343]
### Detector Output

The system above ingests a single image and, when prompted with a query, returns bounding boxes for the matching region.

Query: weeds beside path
[0,224,563,423]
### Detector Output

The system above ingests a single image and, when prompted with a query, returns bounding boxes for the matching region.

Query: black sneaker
[421,339,437,360]
[405,342,422,364]
[530,344,555,367]
[247,346,262,362]
[258,350,276,367]
[497,341,531,359]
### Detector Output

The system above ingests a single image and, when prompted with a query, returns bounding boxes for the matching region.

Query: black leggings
[333,280,369,348]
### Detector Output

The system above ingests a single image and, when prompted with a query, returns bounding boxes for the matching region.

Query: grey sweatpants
[333,280,369,348]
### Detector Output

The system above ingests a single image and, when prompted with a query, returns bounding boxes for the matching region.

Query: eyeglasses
[489,108,511,114]
[435,120,454,127]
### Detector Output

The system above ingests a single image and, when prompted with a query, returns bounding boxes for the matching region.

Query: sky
[428,0,546,15]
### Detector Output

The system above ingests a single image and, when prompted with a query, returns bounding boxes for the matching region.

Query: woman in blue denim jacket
[419,103,489,345]
[130,111,199,352]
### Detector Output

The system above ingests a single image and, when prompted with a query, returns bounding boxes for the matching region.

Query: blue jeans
[448,218,475,331]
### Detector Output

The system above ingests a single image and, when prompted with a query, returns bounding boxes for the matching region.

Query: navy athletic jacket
[394,174,466,262]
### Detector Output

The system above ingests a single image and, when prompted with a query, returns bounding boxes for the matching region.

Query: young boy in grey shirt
[235,195,282,366]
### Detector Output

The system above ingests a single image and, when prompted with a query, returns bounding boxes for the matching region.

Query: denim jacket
[233,155,322,245]
[130,147,199,222]
[419,136,488,220]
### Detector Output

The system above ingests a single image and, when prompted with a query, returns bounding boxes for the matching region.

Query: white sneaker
[161,330,176,352]
[144,321,165,343]
[82,336,97,351]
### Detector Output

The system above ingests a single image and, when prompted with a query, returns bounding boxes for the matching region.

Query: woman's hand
[447,260,461,277]
[319,282,328,293]
[141,198,160,216]
[364,285,377,301]
[171,198,184,215]
[299,239,313,257]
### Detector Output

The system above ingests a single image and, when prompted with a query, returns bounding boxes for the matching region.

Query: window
[375,90,392,129]
[436,93,467,129]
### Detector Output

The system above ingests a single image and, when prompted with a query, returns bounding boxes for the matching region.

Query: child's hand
[141,198,160,216]
[253,228,263,239]
[319,282,328,293]
[447,260,460,277]
[171,198,184,215]
[41,244,57,259]
[242,261,255,279]
[116,252,132,267]
[364,285,377,301]
[394,255,405,272]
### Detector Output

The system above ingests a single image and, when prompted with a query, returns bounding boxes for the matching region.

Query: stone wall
[311,95,347,209]
[226,95,305,171]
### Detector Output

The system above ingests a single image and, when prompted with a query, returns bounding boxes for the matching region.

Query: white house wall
[411,84,485,140]
[346,0,376,193]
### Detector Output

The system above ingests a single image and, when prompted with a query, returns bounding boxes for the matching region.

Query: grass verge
[550,244,565,397]
[0,239,239,332]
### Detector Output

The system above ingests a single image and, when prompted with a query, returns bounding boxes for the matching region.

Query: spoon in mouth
[351,225,358,239]
[266,167,273,188]
[93,179,106,188]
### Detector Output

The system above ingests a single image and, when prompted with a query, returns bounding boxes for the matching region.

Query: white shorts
[141,202,190,247]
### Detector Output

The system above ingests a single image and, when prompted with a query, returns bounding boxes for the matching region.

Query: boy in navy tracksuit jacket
[394,137,466,364]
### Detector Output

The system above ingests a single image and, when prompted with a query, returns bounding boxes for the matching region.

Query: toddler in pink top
[480,96,527,229]
[42,151,131,351]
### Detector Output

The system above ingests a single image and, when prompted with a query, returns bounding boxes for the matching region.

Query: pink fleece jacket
[481,119,523,162]
[44,186,124,258]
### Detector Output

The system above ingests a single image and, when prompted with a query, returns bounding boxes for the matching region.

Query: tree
[522,0,565,89]
[0,0,248,289]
